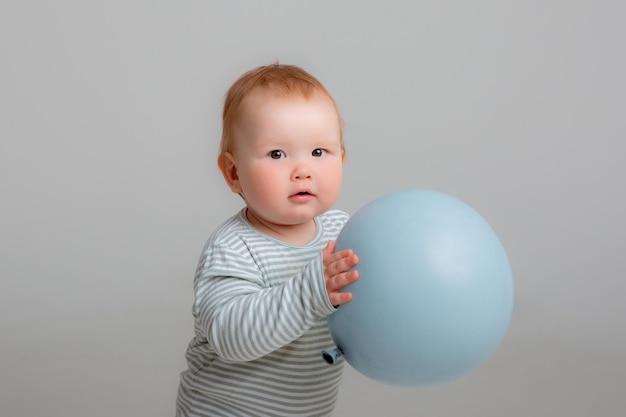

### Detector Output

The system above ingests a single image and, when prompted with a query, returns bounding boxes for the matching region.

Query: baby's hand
[322,241,359,307]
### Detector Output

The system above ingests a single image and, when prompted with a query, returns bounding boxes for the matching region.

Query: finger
[325,253,359,277]
[323,246,351,266]
[322,240,335,258]
[325,250,356,271]
[329,290,353,307]
[327,270,359,293]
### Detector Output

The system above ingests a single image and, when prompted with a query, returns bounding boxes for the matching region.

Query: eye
[269,150,285,159]
[312,148,326,157]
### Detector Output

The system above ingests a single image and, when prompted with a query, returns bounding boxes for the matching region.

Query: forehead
[240,88,336,115]
[229,92,340,155]
[236,91,339,133]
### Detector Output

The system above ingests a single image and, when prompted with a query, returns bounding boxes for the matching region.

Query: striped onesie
[176,208,349,416]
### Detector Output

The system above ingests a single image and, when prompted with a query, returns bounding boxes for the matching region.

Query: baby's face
[230,91,344,228]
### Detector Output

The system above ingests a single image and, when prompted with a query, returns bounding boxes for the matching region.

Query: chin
[271,204,330,226]
[281,212,321,226]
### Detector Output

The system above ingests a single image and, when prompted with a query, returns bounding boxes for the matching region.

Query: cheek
[320,160,343,190]
[250,163,282,183]
[240,163,283,196]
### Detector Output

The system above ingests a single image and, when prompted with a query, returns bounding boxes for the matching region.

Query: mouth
[291,190,315,198]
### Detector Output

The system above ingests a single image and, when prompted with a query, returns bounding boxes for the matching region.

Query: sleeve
[193,244,336,363]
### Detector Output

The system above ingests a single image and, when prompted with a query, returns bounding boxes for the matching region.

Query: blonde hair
[218,63,344,160]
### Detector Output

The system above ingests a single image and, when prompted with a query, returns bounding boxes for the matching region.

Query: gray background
[1,1,624,416]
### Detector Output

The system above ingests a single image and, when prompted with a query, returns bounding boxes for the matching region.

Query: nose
[291,162,312,180]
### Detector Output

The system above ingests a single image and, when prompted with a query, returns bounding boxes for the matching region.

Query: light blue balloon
[325,189,514,386]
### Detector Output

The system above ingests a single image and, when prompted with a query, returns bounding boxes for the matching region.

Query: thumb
[322,240,336,258]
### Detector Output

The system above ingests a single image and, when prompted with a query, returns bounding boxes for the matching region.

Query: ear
[341,148,346,163]
[218,152,243,194]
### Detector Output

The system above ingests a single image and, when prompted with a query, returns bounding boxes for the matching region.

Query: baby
[175,64,359,416]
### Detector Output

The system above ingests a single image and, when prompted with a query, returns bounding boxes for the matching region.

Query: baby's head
[219,63,343,160]
[218,64,345,239]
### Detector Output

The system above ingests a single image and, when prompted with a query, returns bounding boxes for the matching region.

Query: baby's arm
[194,244,356,363]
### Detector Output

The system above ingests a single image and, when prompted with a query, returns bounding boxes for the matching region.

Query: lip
[289,189,315,200]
